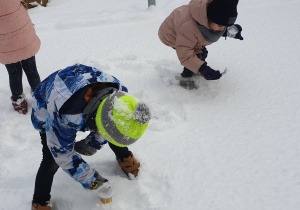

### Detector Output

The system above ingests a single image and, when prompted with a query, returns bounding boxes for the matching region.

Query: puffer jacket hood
[189,0,212,28]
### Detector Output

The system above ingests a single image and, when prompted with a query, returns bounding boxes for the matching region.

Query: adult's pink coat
[0,0,41,64]
[158,0,214,73]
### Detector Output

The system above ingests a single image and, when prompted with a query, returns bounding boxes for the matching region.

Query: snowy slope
[0,0,299,209]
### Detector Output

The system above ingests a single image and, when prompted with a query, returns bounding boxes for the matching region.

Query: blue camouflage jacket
[31,64,128,188]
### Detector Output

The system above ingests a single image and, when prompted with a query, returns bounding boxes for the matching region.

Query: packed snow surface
[0,0,299,209]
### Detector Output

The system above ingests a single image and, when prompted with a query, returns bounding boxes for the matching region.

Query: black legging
[5,56,40,100]
[32,132,130,205]
[32,132,59,205]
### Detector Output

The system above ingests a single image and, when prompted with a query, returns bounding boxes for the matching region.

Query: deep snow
[0,0,299,210]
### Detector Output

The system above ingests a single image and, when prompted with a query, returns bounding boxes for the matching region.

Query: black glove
[199,62,222,80]
[223,24,243,40]
[196,47,208,61]
[232,24,243,40]
[75,139,97,156]
[88,172,109,190]
[75,132,107,156]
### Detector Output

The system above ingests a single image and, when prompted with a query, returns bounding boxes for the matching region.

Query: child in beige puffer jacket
[158,0,243,89]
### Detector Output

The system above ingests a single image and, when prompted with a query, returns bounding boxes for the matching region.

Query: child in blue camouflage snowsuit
[31,64,151,210]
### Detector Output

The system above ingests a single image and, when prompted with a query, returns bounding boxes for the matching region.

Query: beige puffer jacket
[158,0,214,73]
[0,0,41,64]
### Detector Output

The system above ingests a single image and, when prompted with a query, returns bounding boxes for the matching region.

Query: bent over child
[31,64,151,210]
[158,0,243,89]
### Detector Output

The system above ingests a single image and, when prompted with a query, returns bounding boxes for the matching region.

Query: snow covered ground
[0,0,300,209]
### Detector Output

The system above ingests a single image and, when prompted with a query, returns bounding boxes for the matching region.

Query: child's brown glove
[117,152,140,178]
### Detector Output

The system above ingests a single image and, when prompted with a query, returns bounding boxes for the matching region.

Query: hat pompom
[134,102,151,124]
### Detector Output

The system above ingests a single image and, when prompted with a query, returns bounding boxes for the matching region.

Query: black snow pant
[32,132,131,205]
[5,56,40,101]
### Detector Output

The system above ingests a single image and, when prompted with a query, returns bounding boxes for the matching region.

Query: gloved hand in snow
[199,62,222,80]
[75,132,107,156]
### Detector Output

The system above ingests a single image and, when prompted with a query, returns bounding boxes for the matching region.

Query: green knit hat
[95,91,151,147]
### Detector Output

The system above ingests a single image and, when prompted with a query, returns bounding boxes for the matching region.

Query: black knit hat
[207,0,239,26]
